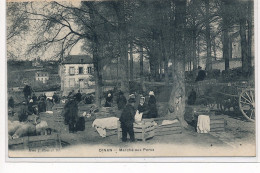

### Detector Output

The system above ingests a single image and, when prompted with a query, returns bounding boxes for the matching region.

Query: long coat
[63,99,78,125]
[119,104,135,126]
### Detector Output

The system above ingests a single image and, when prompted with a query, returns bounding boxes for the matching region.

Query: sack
[76,117,85,131]
[135,110,143,123]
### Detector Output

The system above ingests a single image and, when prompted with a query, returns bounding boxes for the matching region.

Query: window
[69,67,75,75]
[80,59,84,63]
[69,78,75,87]
[87,67,92,74]
[79,67,83,74]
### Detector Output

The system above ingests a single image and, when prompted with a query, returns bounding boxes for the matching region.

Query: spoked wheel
[239,88,255,122]
[219,102,227,113]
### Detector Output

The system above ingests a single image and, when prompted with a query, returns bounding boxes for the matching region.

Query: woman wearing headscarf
[143,91,158,118]
[104,92,113,107]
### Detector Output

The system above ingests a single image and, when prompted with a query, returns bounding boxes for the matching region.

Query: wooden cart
[188,80,255,122]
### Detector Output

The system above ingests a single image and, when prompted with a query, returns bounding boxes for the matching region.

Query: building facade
[59,55,94,95]
[35,71,49,84]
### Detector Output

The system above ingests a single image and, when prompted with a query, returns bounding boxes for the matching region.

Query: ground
[8,101,255,157]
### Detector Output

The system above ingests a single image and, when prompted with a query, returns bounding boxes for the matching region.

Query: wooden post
[117,120,121,141]
[142,121,145,141]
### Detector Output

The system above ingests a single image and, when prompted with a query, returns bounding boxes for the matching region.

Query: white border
[1,0,260,166]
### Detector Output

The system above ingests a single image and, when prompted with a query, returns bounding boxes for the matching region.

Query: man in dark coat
[43,93,47,100]
[32,93,37,104]
[62,97,79,133]
[195,66,206,82]
[18,101,29,122]
[116,91,127,110]
[75,90,82,102]
[119,97,136,142]
[38,97,46,113]
[23,84,32,100]
[8,96,14,109]
[52,92,59,104]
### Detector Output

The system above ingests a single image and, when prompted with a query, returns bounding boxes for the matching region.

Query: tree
[168,0,188,128]
[204,0,212,71]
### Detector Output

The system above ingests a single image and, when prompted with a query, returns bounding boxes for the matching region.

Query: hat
[128,98,136,103]
[29,99,33,103]
[129,94,135,99]
[140,96,145,102]
[22,101,27,104]
[149,91,154,96]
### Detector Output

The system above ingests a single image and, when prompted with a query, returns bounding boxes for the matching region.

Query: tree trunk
[221,0,230,71]
[223,27,229,71]
[139,45,145,93]
[169,0,188,128]
[129,42,134,81]
[229,37,232,60]
[213,38,217,60]
[205,0,212,71]
[192,29,197,75]
[197,36,200,67]
[239,16,249,76]
[88,2,102,107]
[115,1,129,93]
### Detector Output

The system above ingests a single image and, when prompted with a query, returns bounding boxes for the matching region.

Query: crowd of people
[8,84,60,123]
[8,82,159,141]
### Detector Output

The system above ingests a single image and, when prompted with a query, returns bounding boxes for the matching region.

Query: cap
[149,91,154,96]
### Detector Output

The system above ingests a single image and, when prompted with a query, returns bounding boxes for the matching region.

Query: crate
[9,134,61,151]
[209,115,226,132]
[155,121,182,136]
[117,120,155,141]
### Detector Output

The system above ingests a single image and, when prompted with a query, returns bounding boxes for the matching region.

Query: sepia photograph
[6,0,256,158]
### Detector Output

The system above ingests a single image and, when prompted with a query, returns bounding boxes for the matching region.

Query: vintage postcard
[6,0,256,159]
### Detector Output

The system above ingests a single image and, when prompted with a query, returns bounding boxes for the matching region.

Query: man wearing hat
[119,95,136,142]
[18,101,29,122]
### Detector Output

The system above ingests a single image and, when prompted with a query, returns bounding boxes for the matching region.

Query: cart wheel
[239,88,255,122]
[219,102,227,113]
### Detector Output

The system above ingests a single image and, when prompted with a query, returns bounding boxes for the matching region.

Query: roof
[62,55,93,64]
[36,71,49,73]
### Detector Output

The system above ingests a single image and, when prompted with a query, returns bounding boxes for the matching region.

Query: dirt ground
[8,100,255,157]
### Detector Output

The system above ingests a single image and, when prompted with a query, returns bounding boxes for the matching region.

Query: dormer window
[80,59,84,63]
